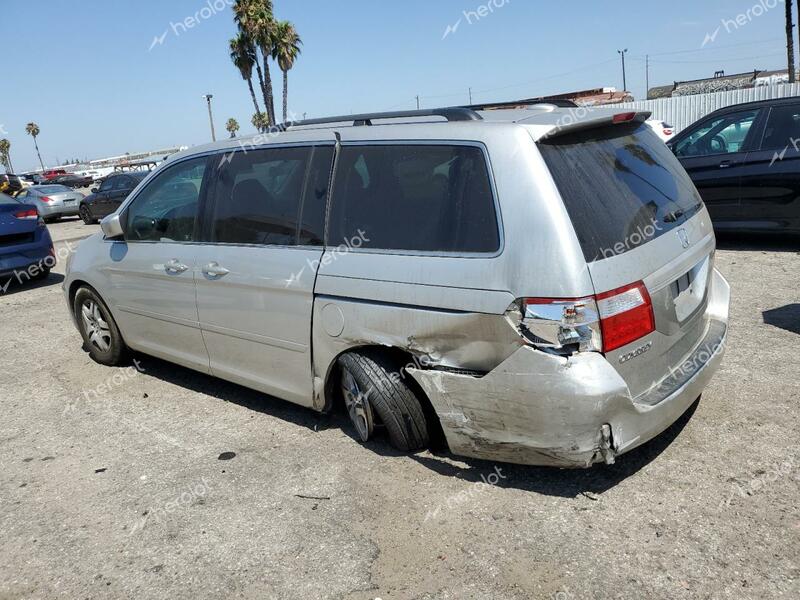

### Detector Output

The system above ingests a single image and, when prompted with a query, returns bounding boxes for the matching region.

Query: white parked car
[646,119,676,142]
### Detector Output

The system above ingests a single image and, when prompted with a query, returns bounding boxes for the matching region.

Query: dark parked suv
[668,98,800,234]
[79,172,149,224]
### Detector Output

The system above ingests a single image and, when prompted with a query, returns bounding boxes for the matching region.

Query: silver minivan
[63,106,730,468]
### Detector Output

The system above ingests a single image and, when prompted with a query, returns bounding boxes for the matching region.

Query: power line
[643,36,784,58]
[631,52,786,65]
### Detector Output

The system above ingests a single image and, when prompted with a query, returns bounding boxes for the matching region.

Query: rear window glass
[328,145,499,253]
[36,185,71,194]
[539,123,703,262]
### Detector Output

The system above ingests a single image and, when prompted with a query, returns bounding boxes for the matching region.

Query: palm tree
[0,139,13,173]
[252,112,270,133]
[226,118,240,138]
[230,33,264,119]
[25,122,45,172]
[272,20,302,124]
[234,0,277,126]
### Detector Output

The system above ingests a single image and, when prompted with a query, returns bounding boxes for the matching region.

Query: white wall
[616,84,800,133]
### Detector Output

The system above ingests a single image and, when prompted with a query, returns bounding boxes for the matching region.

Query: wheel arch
[320,344,445,443]
[68,279,130,346]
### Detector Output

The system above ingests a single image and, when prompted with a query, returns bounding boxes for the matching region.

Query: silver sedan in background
[16,185,85,222]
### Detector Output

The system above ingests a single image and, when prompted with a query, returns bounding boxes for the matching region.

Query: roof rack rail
[280,107,482,131]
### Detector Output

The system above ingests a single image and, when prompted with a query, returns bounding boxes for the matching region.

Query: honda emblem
[677,229,690,249]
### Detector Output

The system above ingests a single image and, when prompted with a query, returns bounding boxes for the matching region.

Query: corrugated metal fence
[615,84,800,133]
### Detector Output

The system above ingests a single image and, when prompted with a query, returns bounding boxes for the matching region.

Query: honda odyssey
[63,105,730,468]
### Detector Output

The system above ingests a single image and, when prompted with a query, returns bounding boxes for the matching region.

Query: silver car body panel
[64,106,730,467]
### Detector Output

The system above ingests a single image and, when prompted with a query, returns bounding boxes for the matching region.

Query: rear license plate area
[672,256,710,322]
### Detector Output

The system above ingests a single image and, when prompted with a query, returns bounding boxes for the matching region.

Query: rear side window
[760,105,800,151]
[298,146,334,246]
[540,123,703,262]
[327,145,499,253]
[210,146,325,246]
[113,176,132,190]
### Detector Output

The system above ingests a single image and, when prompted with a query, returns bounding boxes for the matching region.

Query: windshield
[539,123,703,262]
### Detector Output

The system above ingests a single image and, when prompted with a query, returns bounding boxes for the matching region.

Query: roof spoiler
[540,110,652,141]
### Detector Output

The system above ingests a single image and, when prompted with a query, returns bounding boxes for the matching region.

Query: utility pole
[646,55,650,99]
[469,87,473,104]
[789,0,797,82]
[797,0,800,81]
[618,49,629,92]
[416,95,420,110]
[203,94,216,142]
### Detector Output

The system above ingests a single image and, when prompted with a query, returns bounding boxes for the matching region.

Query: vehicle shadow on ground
[129,353,333,433]
[407,400,701,498]
[763,304,800,335]
[0,272,65,296]
[131,352,699,497]
[715,232,800,252]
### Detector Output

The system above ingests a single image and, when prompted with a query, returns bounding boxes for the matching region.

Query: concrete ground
[0,223,798,600]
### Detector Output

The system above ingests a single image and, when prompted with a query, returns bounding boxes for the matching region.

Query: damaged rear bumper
[408,270,730,469]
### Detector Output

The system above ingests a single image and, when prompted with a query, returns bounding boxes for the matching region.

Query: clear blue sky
[2,0,790,172]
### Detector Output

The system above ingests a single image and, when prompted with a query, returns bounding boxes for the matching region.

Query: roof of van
[168,105,650,163]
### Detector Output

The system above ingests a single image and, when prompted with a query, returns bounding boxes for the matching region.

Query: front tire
[74,287,127,366]
[338,350,430,452]
[80,205,96,225]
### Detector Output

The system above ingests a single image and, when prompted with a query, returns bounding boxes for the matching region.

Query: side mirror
[100,213,124,239]
[90,187,98,194]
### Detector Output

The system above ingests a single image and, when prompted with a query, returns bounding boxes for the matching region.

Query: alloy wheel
[81,299,112,353]
[341,367,375,442]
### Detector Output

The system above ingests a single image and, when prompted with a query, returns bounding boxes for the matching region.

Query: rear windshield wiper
[663,202,702,224]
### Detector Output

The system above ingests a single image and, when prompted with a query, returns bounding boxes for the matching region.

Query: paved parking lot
[1,222,798,599]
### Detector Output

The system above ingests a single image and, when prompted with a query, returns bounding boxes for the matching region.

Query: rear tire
[74,287,127,366]
[338,350,430,452]
[80,205,96,225]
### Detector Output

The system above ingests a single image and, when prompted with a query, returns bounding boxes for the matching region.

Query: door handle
[164,259,189,273]
[203,262,230,278]
[719,160,733,169]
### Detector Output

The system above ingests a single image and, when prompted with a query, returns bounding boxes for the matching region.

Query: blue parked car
[0,192,55,288]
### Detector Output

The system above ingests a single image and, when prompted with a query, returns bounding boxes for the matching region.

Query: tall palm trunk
[788,0,796,83]
[247,78,262,120]
[254,60,269,122]
[262,56,276,125]
[33,136,45,171]
[282,70,288,124]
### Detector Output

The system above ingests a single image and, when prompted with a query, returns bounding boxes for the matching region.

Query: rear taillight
[40,196,53,203]
[14,209,38,220]
[596,282,655,352]
[519,281,655,354]
[522,297,603,353]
